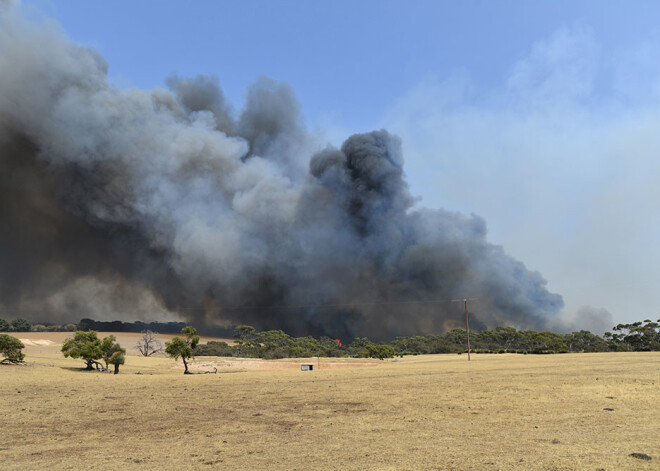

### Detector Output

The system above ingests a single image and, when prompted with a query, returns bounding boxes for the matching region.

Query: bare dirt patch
[18,339,56,347]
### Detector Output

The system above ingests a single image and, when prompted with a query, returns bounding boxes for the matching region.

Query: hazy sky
[21,0,660,329]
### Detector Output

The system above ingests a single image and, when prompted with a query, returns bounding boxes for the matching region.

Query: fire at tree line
[1,317,659,372]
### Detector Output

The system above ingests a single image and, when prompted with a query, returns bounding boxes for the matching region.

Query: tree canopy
[165,326,200,374]
[61,331,104,370]
[0,318,31,332]
[107,350,125,374]
[11,318,31,332]
[0,334,25,363]
[100,335,125,370]
[62,331,126,372]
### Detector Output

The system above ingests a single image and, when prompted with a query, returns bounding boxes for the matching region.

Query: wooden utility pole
[464,298,471,361]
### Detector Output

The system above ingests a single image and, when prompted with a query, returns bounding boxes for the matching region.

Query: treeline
[77,318,188,334]
[4,316,659,358]
[0,318,33,332]
[194,325,398,360]
[0,317,194,334]
[195,319,660,359]
[29,323,77,332]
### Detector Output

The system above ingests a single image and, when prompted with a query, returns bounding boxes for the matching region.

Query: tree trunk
[114,364,119,374]
[182,356,189,374]
[85,360,94,370]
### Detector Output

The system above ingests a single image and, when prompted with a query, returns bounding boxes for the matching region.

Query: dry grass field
[1,333,658,470]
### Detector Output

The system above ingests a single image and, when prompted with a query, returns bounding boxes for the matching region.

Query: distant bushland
[0,318,32,332]
[30,323,77,332]
[16,317,659,358]
[192,318,660,359]
[77,318,188,334]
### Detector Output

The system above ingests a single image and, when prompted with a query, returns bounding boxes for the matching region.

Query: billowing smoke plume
[552,306,614,336]
[0,6,562,339]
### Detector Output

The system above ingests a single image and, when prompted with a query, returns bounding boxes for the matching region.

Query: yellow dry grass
[1,334,658,470]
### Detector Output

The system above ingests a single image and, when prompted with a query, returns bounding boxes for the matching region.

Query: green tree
[233,325,258,356]
[445,328,468,350]
[0,334,25,363]
[365,344,396,360]
[473,329,502,351]
[61,331,104,370]
[100,335,125,370]
[603,331,629,351]
[165,326,200,374]
[257,330,293,359]
[11,318,31,332]
[347,337,373,357]
[107,351,125,374]
[494,326,522,351]
[610,320,660,351]
[0,318,10,332]
[257,329,291,349]
[565,330,608,352]
[289,336,322,357]
[529,332,568,353]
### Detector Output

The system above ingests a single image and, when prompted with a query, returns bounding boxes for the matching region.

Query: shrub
[194,341,234,357]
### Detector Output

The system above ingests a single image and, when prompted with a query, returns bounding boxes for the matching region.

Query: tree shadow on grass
[59,366,109,373]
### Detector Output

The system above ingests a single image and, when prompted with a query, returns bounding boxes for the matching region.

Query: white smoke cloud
[553,305,614,336]
[385,26,660,329]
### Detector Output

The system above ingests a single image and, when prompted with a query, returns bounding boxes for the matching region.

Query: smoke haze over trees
[0,4,563,340]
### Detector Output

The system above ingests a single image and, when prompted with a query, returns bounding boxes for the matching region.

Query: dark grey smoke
[0,5,563,339]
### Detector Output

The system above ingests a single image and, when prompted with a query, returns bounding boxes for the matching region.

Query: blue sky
[21,0,660,329]
[27,1,660,130]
